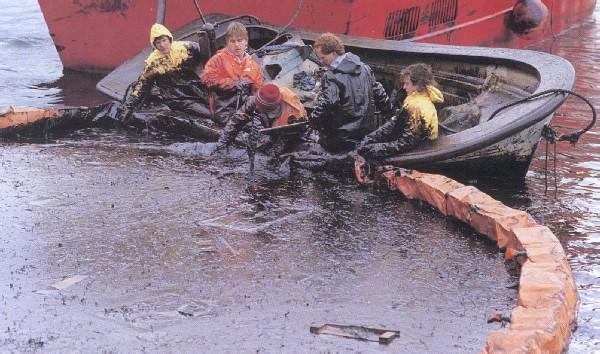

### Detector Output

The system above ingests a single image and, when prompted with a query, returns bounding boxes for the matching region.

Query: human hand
[236,78,252,94]
[116,106,131,124]
[220,79,237,91]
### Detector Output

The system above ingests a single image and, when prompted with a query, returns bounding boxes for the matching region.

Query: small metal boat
[2,17,589,178]
[95,17,579,177]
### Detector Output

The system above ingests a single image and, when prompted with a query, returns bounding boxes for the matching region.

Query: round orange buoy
[507,0,550,40]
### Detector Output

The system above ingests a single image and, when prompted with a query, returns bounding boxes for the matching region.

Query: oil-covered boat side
[325,34,574,174]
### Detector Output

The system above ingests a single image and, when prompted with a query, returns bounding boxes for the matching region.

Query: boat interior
[98,15,544,136]
[97,15,573,171]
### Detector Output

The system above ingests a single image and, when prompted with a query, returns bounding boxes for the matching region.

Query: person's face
[315,47,337,66]
[154,36,171,55]
[403,76,417,95]
[226,36,248,58]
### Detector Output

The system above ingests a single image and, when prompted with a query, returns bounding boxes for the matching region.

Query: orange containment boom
[0,106,61,129]
[0,106,88,138]
[355,159,578,353]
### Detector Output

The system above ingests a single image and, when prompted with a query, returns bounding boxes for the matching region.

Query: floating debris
[310,323,399,344]
[50,275,87,290]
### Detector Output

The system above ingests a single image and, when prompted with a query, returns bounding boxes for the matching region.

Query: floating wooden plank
[50,275,87,290]
[310,323,399,344]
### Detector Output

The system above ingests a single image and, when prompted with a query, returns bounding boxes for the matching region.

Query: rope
[544,135,549,194]
[249,0,304,55]
[541,125,561,197]
[492,89,596,196]
[489,89,597,145]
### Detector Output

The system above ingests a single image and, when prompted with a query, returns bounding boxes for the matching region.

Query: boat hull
[37,0,596,73]
[411,117,552,177]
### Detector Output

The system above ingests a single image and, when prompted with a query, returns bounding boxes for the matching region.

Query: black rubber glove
[116,106,131,125]
[236,78,252,95]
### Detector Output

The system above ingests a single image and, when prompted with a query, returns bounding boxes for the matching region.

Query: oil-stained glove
[236,78,253,95]
[116,106,132,125]
[357,143,383,158]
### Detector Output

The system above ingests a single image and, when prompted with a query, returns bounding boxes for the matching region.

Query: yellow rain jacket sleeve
[402,85,444,140]
[129,24,190,97]
[357,85,444,159]
[119,23,204,119]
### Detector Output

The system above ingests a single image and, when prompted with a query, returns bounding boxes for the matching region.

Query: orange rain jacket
[200,48,263,91]
[200,49,263,124]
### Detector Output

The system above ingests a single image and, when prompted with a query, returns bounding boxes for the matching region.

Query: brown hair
[225,22,248,41]
[314,33,345,55]
[401,63,436,92]
[152,35,171,47]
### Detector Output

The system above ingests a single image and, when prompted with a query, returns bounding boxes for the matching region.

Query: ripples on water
[0,139,519,352]
[0,0,106,107]
[1,0,599,352]
[517,11,600,352]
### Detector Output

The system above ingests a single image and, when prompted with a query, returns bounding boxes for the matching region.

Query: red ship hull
[38,0,596,73]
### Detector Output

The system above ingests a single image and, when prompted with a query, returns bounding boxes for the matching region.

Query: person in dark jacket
[117,23,214,134]
[309,32,392,152]
[357,63,444,160]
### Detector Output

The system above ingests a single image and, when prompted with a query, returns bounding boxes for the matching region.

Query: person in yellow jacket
[357,63,444,159]
[117,23,211,125]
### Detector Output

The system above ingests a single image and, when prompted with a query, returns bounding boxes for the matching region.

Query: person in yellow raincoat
[357,63,444,159]
[117,23,214,136]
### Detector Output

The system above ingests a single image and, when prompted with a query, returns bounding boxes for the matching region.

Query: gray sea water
[0,0,106,107]
[0,0,599,352]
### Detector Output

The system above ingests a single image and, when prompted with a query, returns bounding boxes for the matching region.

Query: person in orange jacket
[201,22,263,125]
[214,82,307,156]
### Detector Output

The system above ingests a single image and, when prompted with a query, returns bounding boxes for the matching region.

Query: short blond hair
[225,22,248,40]
[314,33,345,55]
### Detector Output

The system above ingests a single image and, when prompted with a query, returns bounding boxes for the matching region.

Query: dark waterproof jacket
[120,24,210,120]
[309,52,392,152]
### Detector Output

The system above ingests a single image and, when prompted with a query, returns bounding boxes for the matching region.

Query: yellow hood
[143,23,188,69]
[425,85,444,104]
[149,23,173,48]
